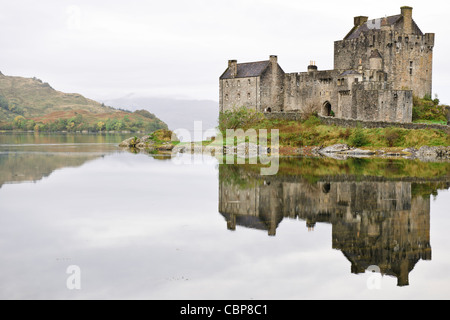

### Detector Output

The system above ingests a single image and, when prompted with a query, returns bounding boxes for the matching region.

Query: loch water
[0,133,449,299]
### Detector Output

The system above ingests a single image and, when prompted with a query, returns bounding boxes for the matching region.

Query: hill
[0,73,168,132]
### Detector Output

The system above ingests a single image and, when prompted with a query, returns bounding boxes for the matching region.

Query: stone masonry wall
[334,30,434,99]
[220,76,260,112]
[283,70,339,114]
[263,111,448,130]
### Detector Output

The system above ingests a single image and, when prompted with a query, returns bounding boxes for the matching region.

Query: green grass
[412,95,448,123]
[217,108,449,149]
[413,119,447,125]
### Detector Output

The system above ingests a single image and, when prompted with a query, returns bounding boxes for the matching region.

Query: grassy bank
[217,107,449,149]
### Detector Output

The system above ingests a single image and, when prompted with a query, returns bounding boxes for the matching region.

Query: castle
[219,6,435,123]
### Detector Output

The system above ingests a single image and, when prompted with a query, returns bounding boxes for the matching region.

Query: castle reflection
[218,159,450,286]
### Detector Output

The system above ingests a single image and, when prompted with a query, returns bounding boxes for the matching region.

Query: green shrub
[412,95,447,123]
[350,127,368,147]
[218,106,264,134]
[384,127,404,147]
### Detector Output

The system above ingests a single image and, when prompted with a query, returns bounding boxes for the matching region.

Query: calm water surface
[0,133,449,299]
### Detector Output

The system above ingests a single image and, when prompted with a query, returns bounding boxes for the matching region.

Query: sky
[0,0,449,104]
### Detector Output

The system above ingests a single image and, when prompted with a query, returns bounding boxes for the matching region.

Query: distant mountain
[102,95,219,137]
[0,73,167,132]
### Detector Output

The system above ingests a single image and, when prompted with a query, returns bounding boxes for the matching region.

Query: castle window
[247,93,251,100]
[248,79,251,85]
[225,94,229,101]
[225,81,229,87]
[237,93,241,100]
[410,61,413,75]
[237,80,240,86]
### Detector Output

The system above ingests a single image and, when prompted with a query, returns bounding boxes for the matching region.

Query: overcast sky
[1,0,449,104]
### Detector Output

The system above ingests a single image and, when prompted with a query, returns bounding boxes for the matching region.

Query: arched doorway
[323,101,332,116]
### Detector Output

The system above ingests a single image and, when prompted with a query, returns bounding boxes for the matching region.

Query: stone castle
[219,6,434,123]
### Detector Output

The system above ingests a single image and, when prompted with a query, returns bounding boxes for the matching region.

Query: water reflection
[0,133,128,188]
[219,160,450,286]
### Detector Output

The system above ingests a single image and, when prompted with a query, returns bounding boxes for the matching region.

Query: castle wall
[260,62,285,112]
[283,70,339,115]
[351,82,412,122]
[334,30,434,99]
[220,76,260,112]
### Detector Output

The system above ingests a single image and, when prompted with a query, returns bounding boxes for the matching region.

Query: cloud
[0,1,449,103]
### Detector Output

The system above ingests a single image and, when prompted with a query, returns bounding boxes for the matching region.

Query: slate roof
[345,15,423,40]
[220,60,270,79]
[369,49,383,59]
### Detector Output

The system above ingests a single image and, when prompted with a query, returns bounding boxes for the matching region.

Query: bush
[350,127,368,147]
[384,127,404,147]
[338,128,352,139]
[412,95,447,123]
[302,114,321,127]
[218,106,264,133]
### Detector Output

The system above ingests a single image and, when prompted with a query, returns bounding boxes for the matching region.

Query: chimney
[269,55,278,69]
[228,60,237,78]
[354,16,368,27]
[401,6,413,34]
[308,60,318,73]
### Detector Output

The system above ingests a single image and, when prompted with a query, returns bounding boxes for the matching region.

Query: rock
[319,144,350,154]
[417,146,439,159]
[158,143,175,151]
[417,146,450,160]
[344,148,376,156]
[119,137,140,148]
[237,142,259,158]
[402,148,417,154]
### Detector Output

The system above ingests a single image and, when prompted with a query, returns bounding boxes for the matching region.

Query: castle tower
[334,6,434,98]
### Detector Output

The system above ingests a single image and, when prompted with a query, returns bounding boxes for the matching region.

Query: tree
[97,121,105,131]
[13,116,26,129]
[113,121,124,131]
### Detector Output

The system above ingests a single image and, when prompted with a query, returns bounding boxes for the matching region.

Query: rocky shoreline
[119,135,450,161]
[313,144,450,161]
[174,143,450,161]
